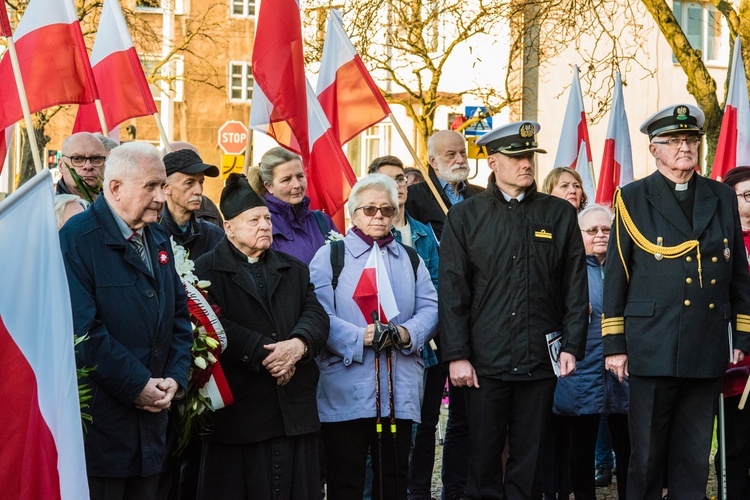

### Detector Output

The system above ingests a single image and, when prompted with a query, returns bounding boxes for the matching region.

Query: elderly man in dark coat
[60,142,193,500]
[194,173,329,500]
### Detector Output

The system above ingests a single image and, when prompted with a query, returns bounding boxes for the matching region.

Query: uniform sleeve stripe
[602,316,624,336]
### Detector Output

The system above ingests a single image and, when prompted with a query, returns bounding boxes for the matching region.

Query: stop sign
[218,121,249,155]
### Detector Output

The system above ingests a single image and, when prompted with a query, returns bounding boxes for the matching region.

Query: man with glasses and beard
[404,130,484,500]
[603,103,750,499]
[56,132,108,202]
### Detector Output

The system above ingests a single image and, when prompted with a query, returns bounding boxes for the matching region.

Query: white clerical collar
[247,256,260,263]
[675,182,689,192]
[500,190,526,203]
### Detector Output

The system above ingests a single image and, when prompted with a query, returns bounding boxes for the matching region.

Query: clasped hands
[135,377,179,413]
[263,338,307,386]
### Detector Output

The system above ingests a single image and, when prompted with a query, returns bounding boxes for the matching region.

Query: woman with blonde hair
[542,167,587,212]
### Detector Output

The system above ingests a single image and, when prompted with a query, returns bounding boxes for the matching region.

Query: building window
[359,123,392,176]
[672,1,728,65]
[229,62,253,102]
[136,0,184,14]
[231,0,256,17]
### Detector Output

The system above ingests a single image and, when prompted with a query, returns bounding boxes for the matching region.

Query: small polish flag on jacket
[73,0,158,133]
[353,245,400,323]
[0,170,90,499]
[712,37,750,181]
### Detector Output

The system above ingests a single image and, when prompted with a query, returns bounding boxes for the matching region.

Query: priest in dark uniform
[602,103,750,499]
[194,174,329,500]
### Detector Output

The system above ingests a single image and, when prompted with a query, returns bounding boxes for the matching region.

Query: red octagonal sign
[218,121,249,155]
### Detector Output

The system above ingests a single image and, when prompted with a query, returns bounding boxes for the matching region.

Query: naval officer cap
[220,173,266,220]
[475,121,547,156]
[640,103,705,140]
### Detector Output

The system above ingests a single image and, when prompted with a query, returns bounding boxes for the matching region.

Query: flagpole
[94,99,109,137]
[153,112,172,153]
[4,37,42,173]
[389,112,449,215]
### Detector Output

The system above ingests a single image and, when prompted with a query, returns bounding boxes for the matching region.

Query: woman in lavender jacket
[247,147,338,264]
[309,175,438,500]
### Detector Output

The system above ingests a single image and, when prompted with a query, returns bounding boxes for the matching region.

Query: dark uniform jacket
[602,171,750,378]
[439,176,589,379]
[405,167,484,240]
[60,196,193,477]
[194,239,329,443]
[158,207,224,260]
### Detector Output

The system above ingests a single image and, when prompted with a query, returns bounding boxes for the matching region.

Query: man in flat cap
[439,121,589,498]
[193,174,329,499]
[159,149,223,260]
[603,103,750,498]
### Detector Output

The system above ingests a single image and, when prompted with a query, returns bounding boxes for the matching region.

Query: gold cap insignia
[519,123,534,138]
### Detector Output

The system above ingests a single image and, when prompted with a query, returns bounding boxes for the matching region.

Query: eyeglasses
[355,205,396,217]
[63,155,106,168]
[737,192,750,203]
[392,175,408,186]
[651,137,701,148]
[581,226,611,236]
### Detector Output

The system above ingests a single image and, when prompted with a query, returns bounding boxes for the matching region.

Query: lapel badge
[724,238,731,262]
[158,250,169,265]
[519,123,534,138]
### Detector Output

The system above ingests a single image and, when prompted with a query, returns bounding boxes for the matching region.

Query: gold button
[684,300,691,306]
[686,277,692,284]
[686,256,692,262]
[711,279,716,285]
[712,257,718,263]
[709,303,715,309]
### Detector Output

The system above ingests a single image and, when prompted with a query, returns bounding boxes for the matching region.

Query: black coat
[439,177,589,379]
[405,167,484,240]
[158,208,223,260]
[194,239,329,443]
[603,171,750,378]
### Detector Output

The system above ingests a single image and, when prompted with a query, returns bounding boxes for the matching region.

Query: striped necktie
[129,231,152,274]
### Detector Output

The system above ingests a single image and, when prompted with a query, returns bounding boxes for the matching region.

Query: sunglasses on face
[355,205,396,217]
[581,226,611,236]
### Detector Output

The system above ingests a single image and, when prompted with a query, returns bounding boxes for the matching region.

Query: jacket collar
[486,173,538,204]
[645,171,717,238]
[405,212,428,239]
[159,206,201,241]
[265,193,311,237]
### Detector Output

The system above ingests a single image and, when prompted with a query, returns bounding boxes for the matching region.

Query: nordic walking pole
[386,344,399,498]
[371,311,384,500]
[719,394,727,500]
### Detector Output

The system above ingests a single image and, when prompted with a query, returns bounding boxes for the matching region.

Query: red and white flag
[712,37,750,181]
[0,0,98,131]
[316,9,390,145]
[554,65,596,201]
[0,170,89,499]
[304,80,358,216]
[353,245,400,323]
[250,0,356,216]
[596,72,633,207]
[72,0,157,134]
[0,125,14,177]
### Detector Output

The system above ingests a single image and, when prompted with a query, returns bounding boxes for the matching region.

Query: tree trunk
[18,125,49,186]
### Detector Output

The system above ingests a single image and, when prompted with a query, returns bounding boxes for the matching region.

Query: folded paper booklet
[546,331,562,377]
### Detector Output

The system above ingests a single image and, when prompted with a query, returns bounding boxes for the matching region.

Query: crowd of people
[52,100,750,500]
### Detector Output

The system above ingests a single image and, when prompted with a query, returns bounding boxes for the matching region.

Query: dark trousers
[442,381,470,498]
[541,414,571,498]
[627,375,720,500]
[197,434,321,500]
[89,474,161,500]
[408,361,448,499]
[716,394,750,500]
[465,376,556,500]
[563,414,603,500]
[322,418,412,500]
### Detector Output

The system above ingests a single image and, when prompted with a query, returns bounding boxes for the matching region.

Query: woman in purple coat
[247,147,338,264]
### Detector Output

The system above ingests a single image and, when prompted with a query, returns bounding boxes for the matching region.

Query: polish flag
[0,170,89,499]
[554,65,596,201]
[596,72,633,207]
[712,37,750,181]
[250,0,356,215]
[304,79,358,216]
[0,125,14,177]
[0,0,98,131]
[249,0,309,156]
[72,0,158,134]
[316,9,390,145]
[353,244,400,323]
